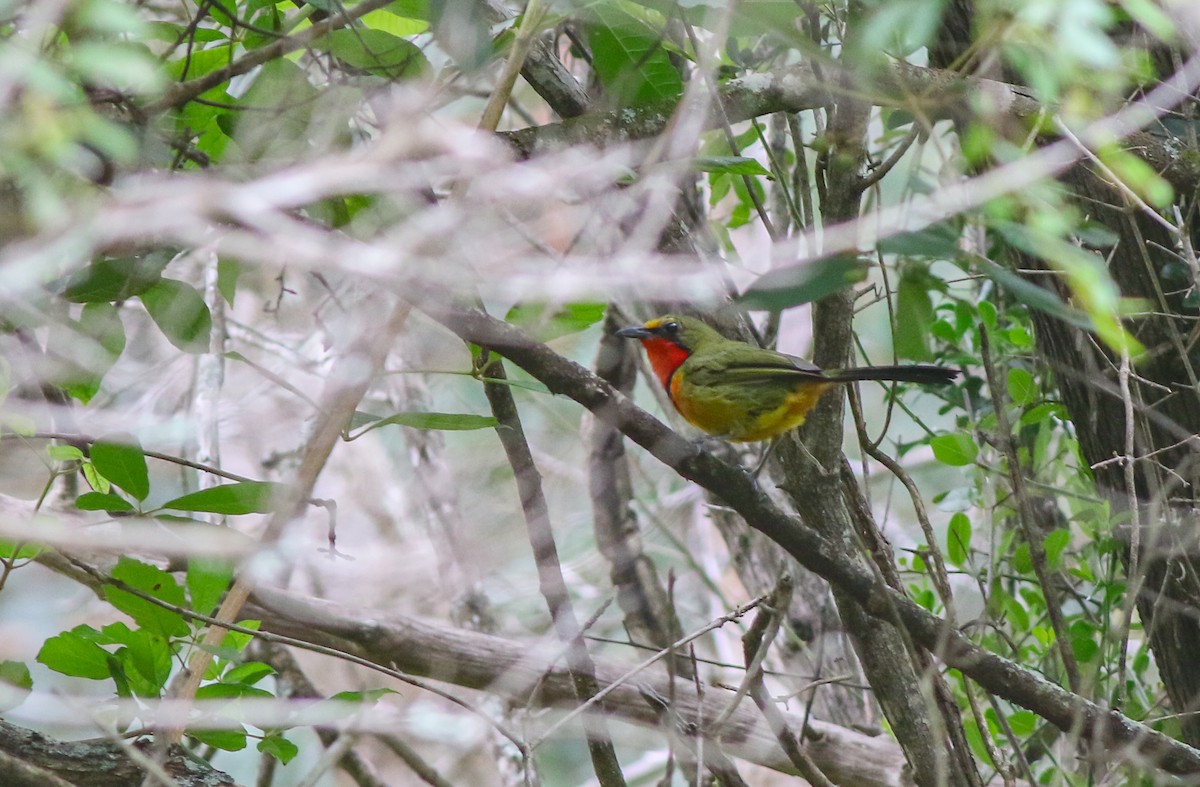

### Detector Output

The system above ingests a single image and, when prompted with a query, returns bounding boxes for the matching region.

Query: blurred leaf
[0,660,31,711]
[233,59,320,162]
[739,254,870,311]
[878,222,961,259]
[361,7,428,35]
[350,411,498,438]
[1044,529,1071,568]
[101,622,171,695]
[313,28,428,79]
[90,434,149,501]
[694,156,772,177]
[163,481,289,515]
[931,433,978,466]
[140,279,212,353]
[1007,367,1037,406]
[895,264,936,361]
[217,259,240,306]
[505,302,606,342]
[61,255,167,303]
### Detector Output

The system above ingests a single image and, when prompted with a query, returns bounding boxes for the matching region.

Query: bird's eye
[664,321,680,334]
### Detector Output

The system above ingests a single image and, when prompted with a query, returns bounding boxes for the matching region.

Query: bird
[617,314,958,442]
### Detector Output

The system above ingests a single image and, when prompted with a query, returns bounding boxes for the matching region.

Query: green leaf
[1006,367,1036,406]
[223,662,275,685]
[37,627,112,680]
[931,433,978,466]
[101,623,172,695]
[103,557,190,639]
[189,728,247,751]
[197,682,274,700]
[505,302,606,342]
[1043,529,1071,568]
[946,512,971,566]
[0,662,32,691]
[1008,710,1038,737]
[48,445,85,462]
[188,558,233,616]
[313,29,427,78]
[82,460,110,494]
[232,59,320,163]
[877,222,962,259]
[259,733,300,764]
[972,255,1091,331]
[694,156,773,177]
[350,412,498,439]
[162,481,290,515]
[0,540,41,560]
[61,254,168,303]
[895,265,935,361]
[584,1,684,107]
[217,259,240,306]
[75,491,136,512]
[140,279,212,353]
[739,254,871,311]
[90,435,149,501]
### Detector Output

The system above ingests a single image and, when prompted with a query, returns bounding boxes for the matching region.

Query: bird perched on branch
[617,314,958,442]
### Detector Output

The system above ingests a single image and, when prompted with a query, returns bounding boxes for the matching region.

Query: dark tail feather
[827,365,959,385]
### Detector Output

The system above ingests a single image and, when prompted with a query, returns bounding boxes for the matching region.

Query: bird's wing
[690,346,829,385]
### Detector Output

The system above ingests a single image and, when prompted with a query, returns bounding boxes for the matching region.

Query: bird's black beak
[616,325,653,339]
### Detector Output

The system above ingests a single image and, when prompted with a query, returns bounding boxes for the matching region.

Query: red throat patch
[640,337,691,390]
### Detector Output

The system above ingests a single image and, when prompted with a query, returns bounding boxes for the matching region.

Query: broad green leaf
[946,512,971,566]
[90,434,149,501]
[350,412,498,438]
[101,622,172,695]
[1008,710,1038,737]
[188,558,233,616]
[739,254,870,311]
[505,302,606,342]
[1043,529,1071,568]
[313,29,427,78]
[162,481,290,515]
[584,1,683,107]
[223,662,275,685]
[61,255,166,303]
[259,734,300,764]
[1006,367,1036,406]
[0,660,31,711]
[75,491,136,512]
[0,540,41,560]
[931,433,978,466]
[189,728,247,751]
[233,59,320,163]
[82,460,110,494]
[103,557,190,638]
[694,156,773,177]
[140,279,212,353]
[37,627,112,680]
[48,445,85,462]
[361,7,428,35]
